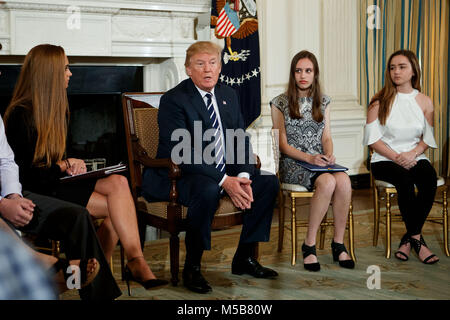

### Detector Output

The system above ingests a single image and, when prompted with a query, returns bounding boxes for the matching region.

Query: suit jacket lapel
[187,79,213,127]
[214,86,233,132]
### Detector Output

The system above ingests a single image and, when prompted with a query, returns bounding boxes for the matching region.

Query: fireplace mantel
[0,0,210,91]
[0,0,210,57]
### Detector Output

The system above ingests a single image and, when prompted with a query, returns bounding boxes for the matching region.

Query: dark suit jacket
[142,78,255,201]
[5,106,64,194]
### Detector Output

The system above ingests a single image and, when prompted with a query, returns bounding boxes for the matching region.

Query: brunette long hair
[4,44,69,167]
[286,50,323,122]
[369,49,421,125]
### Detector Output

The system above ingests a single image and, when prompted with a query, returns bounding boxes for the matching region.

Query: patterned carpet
[61,205,450,300]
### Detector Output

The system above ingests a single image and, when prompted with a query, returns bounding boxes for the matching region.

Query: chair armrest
[132,140,181,204]
[255,154,261,169]
[132,140,181,179]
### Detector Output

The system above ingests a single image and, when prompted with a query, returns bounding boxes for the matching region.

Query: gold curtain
[421,0,449,176]
[359,0,449,177]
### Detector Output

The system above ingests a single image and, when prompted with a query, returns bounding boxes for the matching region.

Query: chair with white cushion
[271,129,356,265]
[370,150,449,258]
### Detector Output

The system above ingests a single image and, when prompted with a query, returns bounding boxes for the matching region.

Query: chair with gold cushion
[271,129,356,266]
[369,150,449,258]
[121,92,259,285]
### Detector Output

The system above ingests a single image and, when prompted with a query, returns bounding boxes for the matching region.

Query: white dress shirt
[363,89,437,163]
[0,116,22,200]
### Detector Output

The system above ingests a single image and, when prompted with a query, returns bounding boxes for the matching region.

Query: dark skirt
[55,178,97,207]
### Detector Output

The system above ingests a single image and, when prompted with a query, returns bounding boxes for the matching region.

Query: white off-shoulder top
[363,89,437,163]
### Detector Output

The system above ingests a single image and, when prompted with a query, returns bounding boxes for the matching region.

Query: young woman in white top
[364,49,439,264]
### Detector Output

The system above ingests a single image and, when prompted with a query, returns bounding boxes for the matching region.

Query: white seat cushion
[281,183,310,192]
[375,176,445,188]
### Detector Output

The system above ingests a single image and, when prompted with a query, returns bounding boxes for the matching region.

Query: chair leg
[120,244,125,280]
[51,240,60,258]
[373,187,380,246]
[110,257,114,273]
[278,191,285,252]
[348,201,356,262]
[319,224,326,250]
[291,196,297,266]
[385,192,392,258]
[169,233,180,286]
[442,188,449,257]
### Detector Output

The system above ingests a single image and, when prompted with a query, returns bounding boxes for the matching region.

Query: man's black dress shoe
[182,265,212,294]
[231,257,278,278]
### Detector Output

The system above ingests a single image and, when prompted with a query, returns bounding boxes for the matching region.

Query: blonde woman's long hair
[5,44,69,167]
[369,49,421,125]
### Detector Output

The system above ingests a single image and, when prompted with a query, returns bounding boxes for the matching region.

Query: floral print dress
[270,93,330,190]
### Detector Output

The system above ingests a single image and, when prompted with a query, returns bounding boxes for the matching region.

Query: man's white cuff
[218,174,228,187]
[237,172,250,180]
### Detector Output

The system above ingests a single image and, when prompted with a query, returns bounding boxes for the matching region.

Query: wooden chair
[271,129,356,265]
[22,235,61,257]
[121,92,260,285]
[369,150,449,258]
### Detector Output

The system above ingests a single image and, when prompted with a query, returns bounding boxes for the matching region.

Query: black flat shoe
[124,265,168,296]
[410,235,439,265]
[395,233,411,261]
[301,243,320,272]
[331,240,355,269]
[182,265,212,294]
[231,256,278,278]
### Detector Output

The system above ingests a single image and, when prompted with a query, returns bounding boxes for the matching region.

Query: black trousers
[10,191,122,300]
[371,160,437,236]
[177,169,279,265]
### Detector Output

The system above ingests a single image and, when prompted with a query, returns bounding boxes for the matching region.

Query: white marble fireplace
[0,0,210,92]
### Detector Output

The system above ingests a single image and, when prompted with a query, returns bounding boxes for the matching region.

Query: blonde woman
[4,44,168,293]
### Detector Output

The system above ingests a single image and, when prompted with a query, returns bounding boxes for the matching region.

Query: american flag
[216,2,240,38]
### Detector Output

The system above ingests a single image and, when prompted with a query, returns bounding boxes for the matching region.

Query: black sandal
[49,258,100,289]
[394,234,411,261]
[331,240,355,269]
[301,243,320,272]
[410,235,439,265]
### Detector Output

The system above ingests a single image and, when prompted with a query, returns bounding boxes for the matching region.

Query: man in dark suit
[142,41,280,294]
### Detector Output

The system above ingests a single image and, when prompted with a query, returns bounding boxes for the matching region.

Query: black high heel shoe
[410,235,439,265]
[301,243,320,272]
[331,240,355,269]
[124,262,169,296]
[394,233,411,261]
